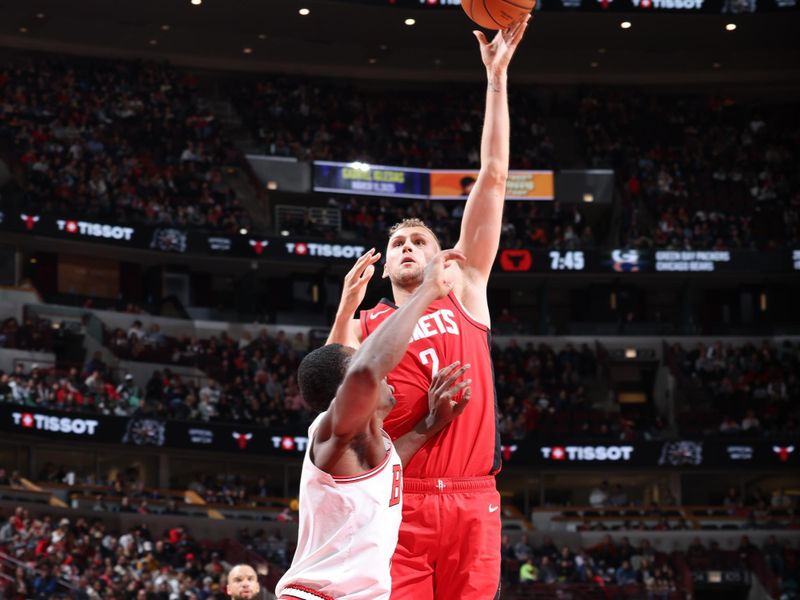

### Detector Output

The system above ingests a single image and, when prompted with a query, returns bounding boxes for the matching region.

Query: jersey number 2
[389,465,402,507]
[419,348,440,375]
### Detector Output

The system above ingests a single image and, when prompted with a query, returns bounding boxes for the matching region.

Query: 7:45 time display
[549,250,585,271]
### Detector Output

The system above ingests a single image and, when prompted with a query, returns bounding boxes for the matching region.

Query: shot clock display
[549,251,585,271]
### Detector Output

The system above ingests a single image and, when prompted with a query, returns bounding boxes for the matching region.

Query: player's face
[376,380,396,421]
[384,227,440,288]
[226,566,260,599]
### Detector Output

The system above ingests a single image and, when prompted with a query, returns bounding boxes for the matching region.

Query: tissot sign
[0,404,308,457]
[506,439,800,468]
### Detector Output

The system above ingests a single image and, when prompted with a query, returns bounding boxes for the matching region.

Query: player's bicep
[456,173,506,278]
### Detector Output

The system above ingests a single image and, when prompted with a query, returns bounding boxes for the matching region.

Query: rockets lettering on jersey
[361,292,501,479]
[410,309,460,342]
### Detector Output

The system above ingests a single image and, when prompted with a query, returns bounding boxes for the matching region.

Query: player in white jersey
[276,249,472,600]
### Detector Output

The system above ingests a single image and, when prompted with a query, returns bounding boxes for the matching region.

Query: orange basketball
[461,0,535,30]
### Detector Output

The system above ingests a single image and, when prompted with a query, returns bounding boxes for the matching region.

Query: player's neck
[391,282,422,307]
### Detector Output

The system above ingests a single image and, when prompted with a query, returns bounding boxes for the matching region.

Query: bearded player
[326,16,530,600]
[276,249,472,600]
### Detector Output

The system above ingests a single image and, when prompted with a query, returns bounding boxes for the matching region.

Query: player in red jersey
[326,15,530,600]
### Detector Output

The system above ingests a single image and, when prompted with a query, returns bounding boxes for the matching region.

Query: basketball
[461,0,535,30]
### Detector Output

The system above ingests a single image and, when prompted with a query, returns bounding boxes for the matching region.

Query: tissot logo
[56,219,134,241]
[773,446,795,462]
[540,445,634,461]
[271,435,309,453]
[249,240,270,255]
[232,432,253,449]
[12,412,98,436]
[285,242,366,259]
[499,249,532,272]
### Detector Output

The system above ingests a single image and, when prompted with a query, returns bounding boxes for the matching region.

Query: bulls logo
[249,240,269,255]
[20,214,40,231]
[294,242,308,256]
[232,432,253,450]
[499,249,532,272]
[20,413,34,428]
[501,444,518,461]
[773,446,795,463]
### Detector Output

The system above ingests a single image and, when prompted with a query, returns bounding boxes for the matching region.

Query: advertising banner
[429,170,554,200]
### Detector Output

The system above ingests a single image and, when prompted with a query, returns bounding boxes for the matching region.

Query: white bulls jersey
[275,412,403,600]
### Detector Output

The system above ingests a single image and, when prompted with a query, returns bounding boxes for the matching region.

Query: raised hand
[425,361,472,432]
[473,13,531,76]
[421,249,466,299]
[339,248,381,314]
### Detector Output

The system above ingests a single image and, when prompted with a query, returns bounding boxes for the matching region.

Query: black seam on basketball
[483,0,505,27]
[499,0,535,9]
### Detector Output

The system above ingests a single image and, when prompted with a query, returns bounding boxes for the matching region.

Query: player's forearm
[326,312,357,347]
[480,69,510,177]
[348,286,437,381]
[394,421,435,467]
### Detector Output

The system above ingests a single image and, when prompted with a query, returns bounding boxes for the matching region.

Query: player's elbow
[343,361,381,394]
[481,161,508,185]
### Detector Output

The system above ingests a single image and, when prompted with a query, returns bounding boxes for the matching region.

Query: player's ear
[382,263,389,279]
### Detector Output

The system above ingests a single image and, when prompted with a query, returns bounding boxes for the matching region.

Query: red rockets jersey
[360,292,501,478]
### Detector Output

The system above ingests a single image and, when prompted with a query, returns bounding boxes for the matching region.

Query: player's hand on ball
[422,249,466,298]
[425,361,472,432]
[473,13,530,75]
[339,248,381,312]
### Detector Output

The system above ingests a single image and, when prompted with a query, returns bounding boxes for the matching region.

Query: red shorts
[390,476,501,600]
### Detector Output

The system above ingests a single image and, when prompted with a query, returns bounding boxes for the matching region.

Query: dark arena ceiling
[0,0,798,84]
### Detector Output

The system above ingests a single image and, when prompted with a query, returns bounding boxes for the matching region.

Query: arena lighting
[161,24,171,31]
[298,8,310,15]
[19,27,28,33]
[712,62,721,68]
[258,33,267,39]
[598,47,606,54]
[239,228,248,235]
[405,18,416,25]
[348,161,371,172]
[190,0,202,5]
[624,348,638,359]
[583,193,594,202]
[36,12,46,19]
[149,39,158,46]
[590,62,598,68]
[368,57,378,64]
[620,21,632,29]
[243,47,253,54]
[266,180,278,190]
[280,230,290,236]
[725,23,737,31]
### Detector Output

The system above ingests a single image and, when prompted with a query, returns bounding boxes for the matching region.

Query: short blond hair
[387,218,441,247]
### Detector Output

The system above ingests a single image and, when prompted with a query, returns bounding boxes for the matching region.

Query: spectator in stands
[514,534,534,562]
[615,559,638,585]
[519,558,538,583]
[590,481,610,507]
[226,564,260,599]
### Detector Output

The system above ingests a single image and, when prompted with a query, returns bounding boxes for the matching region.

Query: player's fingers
[510,18,529,45]
[438,249,467,265]
[443,364,470,388]
[453,388,472,414]
[346,248,375,280]
[361,264,375,282]
[449,379,472,397]
[432,361,460,389]
[473,31,489,47]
